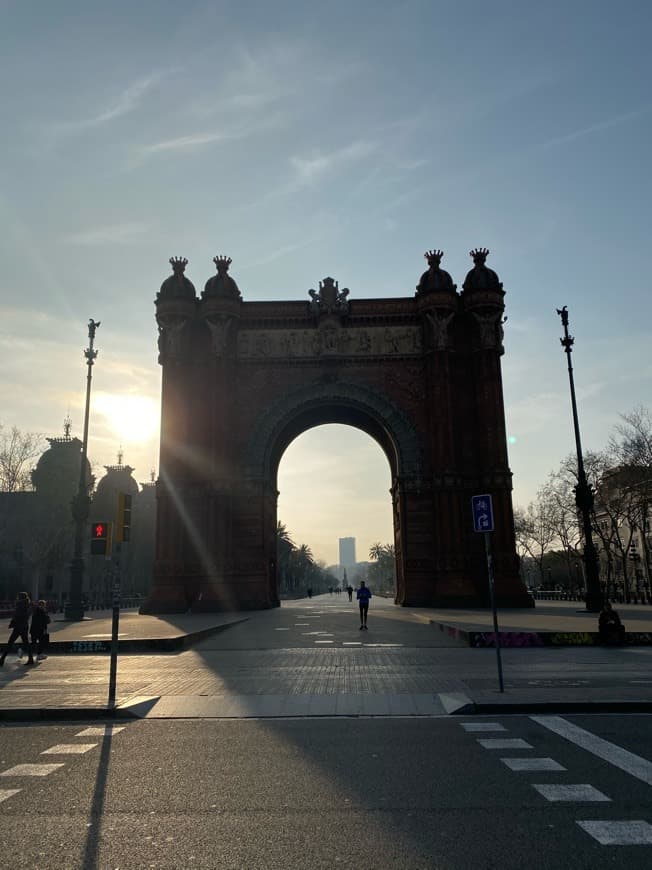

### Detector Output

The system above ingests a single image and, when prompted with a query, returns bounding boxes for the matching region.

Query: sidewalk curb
[429,619,652,648]
[0,706,141,722]
[46,617,249,654]
[464,700,652,715]
[3,699,652,722]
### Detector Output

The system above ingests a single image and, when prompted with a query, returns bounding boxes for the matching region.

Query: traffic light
[116,493,132,543]
[90,521,112,556]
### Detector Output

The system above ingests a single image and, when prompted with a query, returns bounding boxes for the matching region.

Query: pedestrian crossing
[0,724,126,808]
[460,715,652,847]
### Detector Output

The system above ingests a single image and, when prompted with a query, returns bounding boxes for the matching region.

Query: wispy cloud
[130,114,281,167]
[541,105,652,149]
[62,221,150,246]
[241,238,319,270]
[88,72,166,125]
[135,130,234,157]
[49,71,171,136]
[290,140,379,185]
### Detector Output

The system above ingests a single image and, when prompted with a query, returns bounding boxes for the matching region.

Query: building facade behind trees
[0,424,155,607]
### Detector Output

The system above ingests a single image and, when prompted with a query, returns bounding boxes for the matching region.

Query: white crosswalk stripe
[1,764,64,777]
[75,726,125,737]
[41,743,98,755]
[532,715,652,786]
[501,757,566,772]
[461,722,507,732]
[577,820,652,845]
[532,783,610,802]
[477,738,532,749]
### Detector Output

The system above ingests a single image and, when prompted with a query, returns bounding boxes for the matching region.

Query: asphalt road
[1,714,651,868]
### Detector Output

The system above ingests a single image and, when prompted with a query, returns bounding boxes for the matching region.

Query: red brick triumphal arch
[143,248,530,613]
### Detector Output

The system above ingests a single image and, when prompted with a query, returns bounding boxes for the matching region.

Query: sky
[1,0,651,565]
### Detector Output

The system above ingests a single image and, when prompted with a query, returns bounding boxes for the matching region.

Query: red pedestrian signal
[90,521,112,556]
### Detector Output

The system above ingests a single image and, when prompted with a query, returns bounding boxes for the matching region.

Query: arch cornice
[242,379,423,481]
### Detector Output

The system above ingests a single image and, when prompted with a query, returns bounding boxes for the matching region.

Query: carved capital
[472,311,504,352]
[157,314,188,362]
[425,311,455,351]
[205,315,236,357]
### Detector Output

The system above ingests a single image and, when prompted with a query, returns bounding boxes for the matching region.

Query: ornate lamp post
[556,306,602,611]
[66,319,100,621]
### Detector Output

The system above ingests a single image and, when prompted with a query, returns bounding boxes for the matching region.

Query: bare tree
[608,406,652,595]
[543,457,588,586]
[610,406,652,467]
[513,493,557,586]
[0,425,43,493]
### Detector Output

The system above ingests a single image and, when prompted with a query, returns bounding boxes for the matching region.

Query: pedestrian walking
[347,585,353,602]
[356,581,372,630]
[30,599,51,661]
[0,591,35,667]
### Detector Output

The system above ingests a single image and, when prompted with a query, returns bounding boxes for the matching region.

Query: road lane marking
[0,789,20,803]
[41,744,97,755]
[1,764,64,776]
[363,643,403,648]
[577,820,652,845]
[477,738,532,749]
[75,726,125,737]
[461,723,507,732]
[531,715,652,786]
[501,758,566,771]
[532,783,610,802]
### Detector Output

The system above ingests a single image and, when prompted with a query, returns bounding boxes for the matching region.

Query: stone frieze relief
[237,325,422,359]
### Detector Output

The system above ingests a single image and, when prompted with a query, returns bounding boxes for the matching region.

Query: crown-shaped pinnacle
[213,255,232,273]
[169,256,188,273]
[425,249,443,265]
[470,247,490,264]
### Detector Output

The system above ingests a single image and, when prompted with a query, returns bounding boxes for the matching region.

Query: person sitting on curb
[0,591,35,667]
[598,600,625,646]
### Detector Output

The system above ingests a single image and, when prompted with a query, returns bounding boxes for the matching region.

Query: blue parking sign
[472,494,494,532]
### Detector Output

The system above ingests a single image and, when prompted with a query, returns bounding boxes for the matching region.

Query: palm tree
[293,543,314,589]
[369,542,384,562]
[276,522,295,592]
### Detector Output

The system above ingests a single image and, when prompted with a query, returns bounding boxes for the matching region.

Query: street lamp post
[556,306,602,611]
[65,319,100,621]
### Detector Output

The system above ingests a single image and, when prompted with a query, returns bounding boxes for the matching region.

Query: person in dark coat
[598,601,626,645]
[0,591,35,666]
[30,599,51,661]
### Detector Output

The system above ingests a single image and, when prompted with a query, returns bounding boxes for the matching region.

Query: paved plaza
[1,595,651,718]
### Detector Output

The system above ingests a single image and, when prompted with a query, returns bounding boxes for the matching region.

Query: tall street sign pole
[66,319,100,621]
[556,306,602,612]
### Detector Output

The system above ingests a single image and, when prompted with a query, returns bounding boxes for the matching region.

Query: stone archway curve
[242,379,423,483]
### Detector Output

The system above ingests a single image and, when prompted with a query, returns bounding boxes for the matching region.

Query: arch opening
[276,423,396,600]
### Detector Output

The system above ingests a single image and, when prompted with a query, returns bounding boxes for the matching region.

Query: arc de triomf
[143,248,530,613]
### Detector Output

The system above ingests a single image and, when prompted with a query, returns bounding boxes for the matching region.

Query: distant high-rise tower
[339,537,356,569]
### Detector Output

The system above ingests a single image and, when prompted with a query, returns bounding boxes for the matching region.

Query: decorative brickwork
[143,251,530,612]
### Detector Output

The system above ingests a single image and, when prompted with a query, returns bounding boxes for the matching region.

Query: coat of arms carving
[308,276,350,320]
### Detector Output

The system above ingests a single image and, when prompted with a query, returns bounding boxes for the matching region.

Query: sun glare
[95,393,159,444]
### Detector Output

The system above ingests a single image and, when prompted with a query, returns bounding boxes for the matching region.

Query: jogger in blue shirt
[356,581,372,630]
